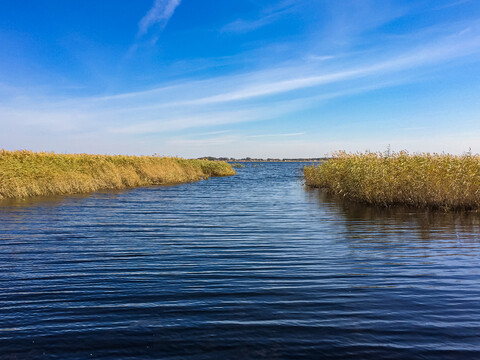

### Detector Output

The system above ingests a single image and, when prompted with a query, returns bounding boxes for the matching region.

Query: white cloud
[222,0,298,33]
[138,0,182,36]
[3,30,479,139]
[108,101,305,135]
[248,132,305,138]
[306,55,336,62]
[95,29,480,109]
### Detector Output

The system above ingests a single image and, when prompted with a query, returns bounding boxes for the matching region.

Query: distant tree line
[198,156,327,162]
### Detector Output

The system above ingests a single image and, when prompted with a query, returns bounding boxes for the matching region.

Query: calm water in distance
[1,162,480,359]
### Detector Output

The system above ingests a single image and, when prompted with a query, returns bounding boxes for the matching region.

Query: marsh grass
[0,150,236,199]
[304,151,480,211]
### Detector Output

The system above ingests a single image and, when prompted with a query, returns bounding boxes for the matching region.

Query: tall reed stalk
[0,150,236,199]
[304,151,480,211]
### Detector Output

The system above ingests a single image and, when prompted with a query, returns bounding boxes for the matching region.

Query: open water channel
[1,162,479,359]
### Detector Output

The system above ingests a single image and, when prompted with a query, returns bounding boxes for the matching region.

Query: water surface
[1,163,479,359]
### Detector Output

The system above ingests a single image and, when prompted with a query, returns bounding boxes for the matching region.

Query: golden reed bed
[304,151,480,211]
[0,150,236,199]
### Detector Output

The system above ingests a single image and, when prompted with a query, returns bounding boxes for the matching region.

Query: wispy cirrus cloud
[248,132,305,138]
[160,32,480,106]
[4,27,479,133]
[137,0,182,37]
[222,0,298,33]
[126,0,182,57]
[436,0,472,9]
[222,12,284,33]
[109,25,480,110]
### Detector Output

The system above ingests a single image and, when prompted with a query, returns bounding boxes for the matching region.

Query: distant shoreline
[200,157,328,162]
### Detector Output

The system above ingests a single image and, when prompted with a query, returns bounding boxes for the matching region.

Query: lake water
[1,162,480,359]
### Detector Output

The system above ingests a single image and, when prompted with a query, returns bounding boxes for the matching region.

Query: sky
[0,0,480,158]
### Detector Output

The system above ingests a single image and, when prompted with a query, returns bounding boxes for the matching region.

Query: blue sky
[1,0,480,157]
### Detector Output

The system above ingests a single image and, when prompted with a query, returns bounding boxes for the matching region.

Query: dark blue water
[1,162,480,359]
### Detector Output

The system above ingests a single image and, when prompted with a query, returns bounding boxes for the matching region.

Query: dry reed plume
[0,150,236,199]
[304,151,480,211]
